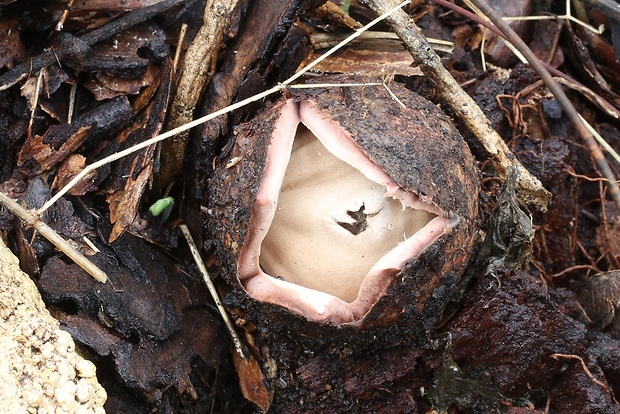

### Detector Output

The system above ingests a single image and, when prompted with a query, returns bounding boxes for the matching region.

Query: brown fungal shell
[207,76,478,328]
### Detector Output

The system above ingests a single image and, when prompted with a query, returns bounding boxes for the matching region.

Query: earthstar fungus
[207,76,479,328]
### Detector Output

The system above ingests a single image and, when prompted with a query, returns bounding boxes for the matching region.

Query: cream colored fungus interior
[260,125,436,302]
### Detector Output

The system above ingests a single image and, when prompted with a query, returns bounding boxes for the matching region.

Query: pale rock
[0,238,107,413]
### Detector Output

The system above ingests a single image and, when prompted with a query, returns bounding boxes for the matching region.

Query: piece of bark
[300,36,425,76]
[18,125,93,176]
[17,96,132,177]
[53,154,98,196]
[104,62,172,242]
[83,23,168,78]
[39,229,229,403]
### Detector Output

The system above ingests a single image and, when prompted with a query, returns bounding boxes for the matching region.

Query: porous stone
[0,238,107,413]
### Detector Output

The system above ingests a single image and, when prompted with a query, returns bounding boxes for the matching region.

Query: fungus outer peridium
[237,99,454,324]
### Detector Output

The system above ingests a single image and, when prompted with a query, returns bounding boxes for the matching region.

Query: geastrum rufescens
[207,76,478,327]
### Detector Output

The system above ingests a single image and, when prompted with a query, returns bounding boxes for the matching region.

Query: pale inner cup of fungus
[237,99,453,324]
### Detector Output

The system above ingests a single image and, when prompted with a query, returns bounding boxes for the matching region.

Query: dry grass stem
[172,23,188,72]
[179,224,246,360]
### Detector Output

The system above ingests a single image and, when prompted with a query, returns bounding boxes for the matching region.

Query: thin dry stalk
[0,192,107,282]
[360,0,552,211]
[179,224,246,360]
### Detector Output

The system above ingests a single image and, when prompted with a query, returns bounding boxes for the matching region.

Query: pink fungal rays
[208,76,478,326]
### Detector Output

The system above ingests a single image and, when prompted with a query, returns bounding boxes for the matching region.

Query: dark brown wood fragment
[38,230,228,402]
[111,308,225,396]
[61,312,123,356]
[83,23,168,77]
[17,96,132,177]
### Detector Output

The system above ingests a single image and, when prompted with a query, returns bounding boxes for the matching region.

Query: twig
[55,0,75,31]
[467,0,620,213]
[161,0,240,186]
[27,70,44,138]
[0,191,107,283]
[360,0,551,211]
[178,224,246,360]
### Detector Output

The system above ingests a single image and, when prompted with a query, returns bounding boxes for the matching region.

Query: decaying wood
[361,0,552,211]
[37,232,229,405]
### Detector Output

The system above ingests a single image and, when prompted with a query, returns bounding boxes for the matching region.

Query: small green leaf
[342,0,350,14]
[149,197,174,217]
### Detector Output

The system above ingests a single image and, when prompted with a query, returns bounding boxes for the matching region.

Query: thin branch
[467,0,620,213]
[360,0,551,211]
[0,192,107,282]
